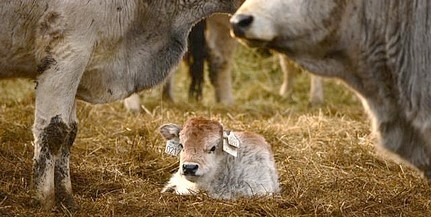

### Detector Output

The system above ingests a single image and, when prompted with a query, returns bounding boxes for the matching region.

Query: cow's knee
[40,116,69,154]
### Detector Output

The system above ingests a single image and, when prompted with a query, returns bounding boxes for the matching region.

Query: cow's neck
[77,0,235,103]
[130,0,233,93]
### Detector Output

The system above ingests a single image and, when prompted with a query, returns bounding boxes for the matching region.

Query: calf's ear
[159,124,181,140]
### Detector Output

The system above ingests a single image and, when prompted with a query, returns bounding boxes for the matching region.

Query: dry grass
[1,47,431,217]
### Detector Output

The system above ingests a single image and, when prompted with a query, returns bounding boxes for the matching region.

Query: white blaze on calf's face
[178,118,224,182]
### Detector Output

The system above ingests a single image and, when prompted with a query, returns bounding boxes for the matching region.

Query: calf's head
[230,0,345,55]
[160,117,226,183]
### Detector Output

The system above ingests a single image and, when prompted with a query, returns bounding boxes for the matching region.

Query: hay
[1,47,431,216]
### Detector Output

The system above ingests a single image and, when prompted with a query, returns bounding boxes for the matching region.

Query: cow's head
[160,117,230,183]
[230,0,345,56]
[157,0,245,25]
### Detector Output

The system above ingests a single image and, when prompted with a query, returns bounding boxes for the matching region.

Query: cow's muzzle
[230,14,254,38]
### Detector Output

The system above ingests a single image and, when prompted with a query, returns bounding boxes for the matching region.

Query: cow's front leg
[32,98,78,210]
[54,102,78,209]
[32,47,88,210]
[377,117,431,178]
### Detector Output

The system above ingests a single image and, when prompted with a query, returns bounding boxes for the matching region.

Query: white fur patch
[161,172,199,195]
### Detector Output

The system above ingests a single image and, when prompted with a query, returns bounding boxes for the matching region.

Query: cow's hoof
[56,194,78,212]
[29,196,56,211]
[308,100,324,108]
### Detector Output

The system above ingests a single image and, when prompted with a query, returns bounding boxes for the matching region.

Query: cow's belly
[0,48,38,79]
[76,67,137,104]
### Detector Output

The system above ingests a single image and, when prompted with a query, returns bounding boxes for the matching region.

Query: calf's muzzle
[182,164,199,176]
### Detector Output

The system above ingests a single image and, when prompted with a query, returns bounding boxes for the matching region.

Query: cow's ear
[159,124,181,140]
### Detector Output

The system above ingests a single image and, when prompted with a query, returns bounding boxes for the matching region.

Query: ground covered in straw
[1,48,431,216]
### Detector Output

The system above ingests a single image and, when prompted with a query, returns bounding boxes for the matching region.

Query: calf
[159,117,280,199]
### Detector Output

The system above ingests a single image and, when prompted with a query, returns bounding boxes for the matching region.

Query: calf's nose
[182,164,199,176]
[230,14,254,37]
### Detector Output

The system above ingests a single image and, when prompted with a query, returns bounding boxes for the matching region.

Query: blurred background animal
[124,14,324,112]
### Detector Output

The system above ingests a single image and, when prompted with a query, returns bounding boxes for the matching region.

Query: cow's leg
[33,77,81,210]
[206,15,236,105]
[376,115,431,178]
[279,54,324,105]
[162,72,175,102]
[187,20,206,102]
[33,20,89,208]
[53,101,77,209]
[421,127,431,178]
[123,93,142,113]
[309,75,324,106]
[278,54,300,98]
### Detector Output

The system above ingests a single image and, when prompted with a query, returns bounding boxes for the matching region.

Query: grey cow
[0,0,242,210]
[231,0,431,178]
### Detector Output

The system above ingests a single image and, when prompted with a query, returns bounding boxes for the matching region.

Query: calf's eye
[210,146,216,152]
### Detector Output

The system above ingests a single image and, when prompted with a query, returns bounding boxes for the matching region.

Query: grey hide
[0,0,243,210]
[231,0,431,178]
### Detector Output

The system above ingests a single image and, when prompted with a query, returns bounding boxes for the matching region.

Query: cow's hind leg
[309,75,324,106]
[278,54,299,98]
[187,20,206,102]
[206,15,236,105]
[123,93,142,113]
[33,76,83,210]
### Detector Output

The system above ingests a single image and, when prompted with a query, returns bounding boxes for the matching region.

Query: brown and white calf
[159,117,280,199]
